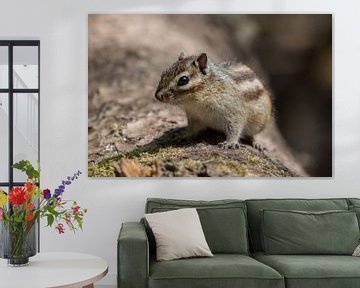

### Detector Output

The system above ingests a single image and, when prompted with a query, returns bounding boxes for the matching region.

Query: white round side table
[0,252,108,288]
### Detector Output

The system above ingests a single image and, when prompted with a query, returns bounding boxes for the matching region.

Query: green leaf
[13,160,40,180]
[47,214,54,227]
[46,205,60,217]
[75,216,83,230]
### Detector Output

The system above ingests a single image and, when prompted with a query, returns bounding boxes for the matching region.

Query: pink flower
[72,205,80,215]
[56,223,65,234]
[0,208,3,220]
[65,214,71,225]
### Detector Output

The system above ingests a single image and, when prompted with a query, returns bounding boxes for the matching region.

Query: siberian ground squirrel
[155,52,272,150]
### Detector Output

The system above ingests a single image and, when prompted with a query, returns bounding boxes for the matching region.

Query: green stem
[8,221,31,259]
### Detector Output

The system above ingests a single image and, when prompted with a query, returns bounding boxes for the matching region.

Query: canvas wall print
[88,14,332,177]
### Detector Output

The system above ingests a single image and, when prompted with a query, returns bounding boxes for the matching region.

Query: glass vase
[0,220,37,266]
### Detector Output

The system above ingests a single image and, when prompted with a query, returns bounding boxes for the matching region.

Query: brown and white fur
[155,52,272,150]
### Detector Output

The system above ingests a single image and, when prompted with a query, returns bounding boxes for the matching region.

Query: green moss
[127,147,185,165]
[215,159,248,176]
[88,163,116,177]
[241,148,290,177]
[125,143,160,158]
[181,159,204,172]
[175,159,207,176]
[97,153,125,166]
[247,155,261,164]
[89,135,294,177]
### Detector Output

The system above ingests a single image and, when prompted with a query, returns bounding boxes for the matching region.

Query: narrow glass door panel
[0,46,8,89]
[0,94,9,182]
[13,46,38,89]
[13,93,39,182]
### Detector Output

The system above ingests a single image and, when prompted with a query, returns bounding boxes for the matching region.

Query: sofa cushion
[246,198,349,252]
[146,198,249,254]
[261,209,359,255]
[347,199,360,228]
[252,252,360,288]
[149,254,284,288]
[145,208,213,261]
[349,205,360,227]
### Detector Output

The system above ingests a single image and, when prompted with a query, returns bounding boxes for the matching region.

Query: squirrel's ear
[195,53,208,74]
[178,52,185,61]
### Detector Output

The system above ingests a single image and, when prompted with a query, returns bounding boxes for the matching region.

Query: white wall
[1,0,360,286]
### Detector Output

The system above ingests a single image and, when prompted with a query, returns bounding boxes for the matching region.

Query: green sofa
[118,198,360,288]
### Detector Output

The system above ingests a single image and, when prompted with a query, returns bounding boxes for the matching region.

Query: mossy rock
[88,140,296,177]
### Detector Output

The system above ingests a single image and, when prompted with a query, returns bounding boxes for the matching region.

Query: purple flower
[43,189,51,200]
[54,189,63,199]
[53,171,81,199]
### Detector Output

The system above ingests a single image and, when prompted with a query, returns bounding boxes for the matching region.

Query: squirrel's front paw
[218,141,242,149]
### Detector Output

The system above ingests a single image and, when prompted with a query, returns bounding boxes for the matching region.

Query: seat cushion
[149,254,284,288]
[252,252,360,288]
[146,198,249,254]
[246,198,349,252]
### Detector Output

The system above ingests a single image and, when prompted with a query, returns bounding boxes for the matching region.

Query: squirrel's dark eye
[177,76,189,86]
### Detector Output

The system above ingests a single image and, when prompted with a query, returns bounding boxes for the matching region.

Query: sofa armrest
[118,222,149,288]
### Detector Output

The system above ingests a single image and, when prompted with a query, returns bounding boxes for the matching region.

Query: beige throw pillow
[145,208,213,261]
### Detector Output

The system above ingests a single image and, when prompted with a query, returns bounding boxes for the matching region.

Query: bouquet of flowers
[0,160,87,265]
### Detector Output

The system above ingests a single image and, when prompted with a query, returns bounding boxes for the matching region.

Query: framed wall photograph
[88,14,332,178]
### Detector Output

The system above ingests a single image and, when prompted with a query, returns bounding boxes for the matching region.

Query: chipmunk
[155,52,272,150]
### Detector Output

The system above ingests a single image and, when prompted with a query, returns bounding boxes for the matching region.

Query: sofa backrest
[348,198,360,207]
[245,198,350,252]
[145,198,249,255]
[347,198,360,229]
